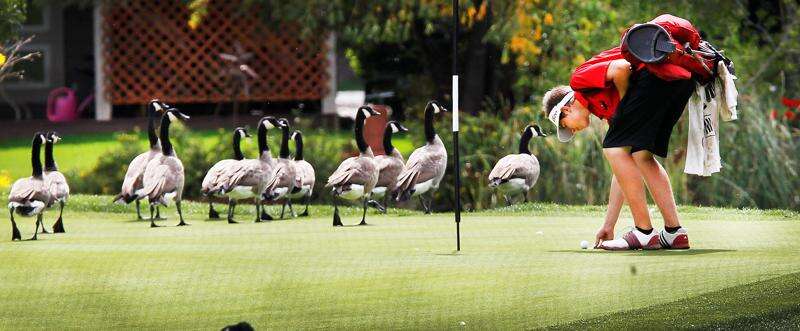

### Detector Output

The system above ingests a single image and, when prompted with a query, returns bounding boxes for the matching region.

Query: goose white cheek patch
[362,109,372,118]
[391,124,400,133]
[167,112,177,122]
[432,103,441,114]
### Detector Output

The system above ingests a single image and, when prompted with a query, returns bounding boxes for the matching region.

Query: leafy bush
[65,92,799,212]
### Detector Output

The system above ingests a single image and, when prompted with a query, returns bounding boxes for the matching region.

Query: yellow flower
[573,54,586,65]
[533,25,542,41]
[476,2,487,21]
[188,15,201,30]
[543,13,553,25]
[0,170,12,189]
[0,53,6,66]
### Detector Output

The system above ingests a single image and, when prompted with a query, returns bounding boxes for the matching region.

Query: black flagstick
[452,0,461,251]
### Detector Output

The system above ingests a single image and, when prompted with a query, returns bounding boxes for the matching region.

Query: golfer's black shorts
[602,69,694,158]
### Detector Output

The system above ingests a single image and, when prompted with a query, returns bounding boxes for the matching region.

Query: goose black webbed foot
[367,200,386,213]
[333,207,343,227]
[208,206,220,219]
[53,217,65,233]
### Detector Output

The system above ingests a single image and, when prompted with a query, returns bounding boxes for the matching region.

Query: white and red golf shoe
[598,228,661,250]
[659,228,690,249]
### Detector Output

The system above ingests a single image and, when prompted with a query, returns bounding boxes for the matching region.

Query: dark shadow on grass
[435,250,463,256]
[547,249,735,256]
[542,272,800,330]
[123,218,170,223]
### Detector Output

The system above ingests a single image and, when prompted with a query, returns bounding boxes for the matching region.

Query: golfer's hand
[594,226,614,248]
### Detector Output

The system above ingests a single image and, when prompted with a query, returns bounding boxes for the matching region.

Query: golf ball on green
[580,240,590,249]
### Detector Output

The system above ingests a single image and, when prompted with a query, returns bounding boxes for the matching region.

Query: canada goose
[201,127,249,219]
[220,116,283,223]
[262,118,297,219]
[138,108,190,227]
[114,100,167,219]
[284,130,315,217]
[367,121,409,213]
[44,132,70,233]
[488,125,546,205]
[326,106,380,226]
[395,100,448,214]
[7,132,51,241]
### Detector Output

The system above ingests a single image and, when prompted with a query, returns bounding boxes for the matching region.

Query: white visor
[547,90,575,142]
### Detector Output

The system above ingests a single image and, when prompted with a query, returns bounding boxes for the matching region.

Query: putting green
[0,195,797,329]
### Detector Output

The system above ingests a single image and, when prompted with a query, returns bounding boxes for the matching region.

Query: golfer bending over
[543,14,709,250]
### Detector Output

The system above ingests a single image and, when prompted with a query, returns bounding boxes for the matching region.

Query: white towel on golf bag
[684,82,722,176]
[684,62,739,176]
[718,61,739,121]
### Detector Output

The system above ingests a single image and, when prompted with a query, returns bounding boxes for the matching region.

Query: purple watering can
[47,87,94,122]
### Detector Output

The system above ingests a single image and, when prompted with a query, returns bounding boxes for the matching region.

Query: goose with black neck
[44,132,70,233]
[7,132,51,241]
[368,121,409,213]
[488,124,546,206]
[221,116,283,223]
[138,108,190,228]
[114,100,167,220]
[394,100,449,214]
[285,130,316,217]
[326,106,380,226]
[262,118,297,219]
[201,127,250,220]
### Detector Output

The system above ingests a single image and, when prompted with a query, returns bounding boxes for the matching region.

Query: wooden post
[322,33,337,116]
[93,1,111,121]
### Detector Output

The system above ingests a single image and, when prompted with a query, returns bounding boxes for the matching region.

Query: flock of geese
[6,99,547,241]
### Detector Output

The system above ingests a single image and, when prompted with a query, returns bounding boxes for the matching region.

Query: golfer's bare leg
[632,150,680,228]
[603,147,652,230]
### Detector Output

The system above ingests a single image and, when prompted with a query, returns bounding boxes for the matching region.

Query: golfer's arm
[606,59,632,99]
[603,175,625,230]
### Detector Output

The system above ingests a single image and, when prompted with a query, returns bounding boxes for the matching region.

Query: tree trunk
[461,1,493,114]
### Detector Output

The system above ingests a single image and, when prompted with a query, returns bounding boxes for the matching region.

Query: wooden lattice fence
[101,1,329,105]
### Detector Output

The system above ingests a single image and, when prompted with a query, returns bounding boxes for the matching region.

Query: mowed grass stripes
[0,195,797,329]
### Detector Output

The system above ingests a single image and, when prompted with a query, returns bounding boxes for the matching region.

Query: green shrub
[66,95,799,212]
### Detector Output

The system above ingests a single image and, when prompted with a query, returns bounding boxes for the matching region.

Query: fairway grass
[0,195,798,329]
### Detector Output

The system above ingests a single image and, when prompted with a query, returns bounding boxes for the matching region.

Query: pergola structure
[92,1,336,120]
